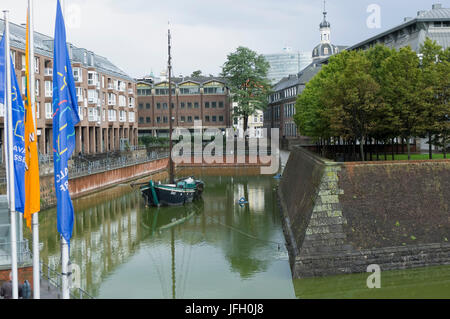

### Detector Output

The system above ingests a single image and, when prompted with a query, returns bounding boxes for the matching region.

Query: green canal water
[24,173,450,299]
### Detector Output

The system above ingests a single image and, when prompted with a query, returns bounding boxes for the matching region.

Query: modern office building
[136,76,232,137]
[0,19,138,159]
[264,48,312,85]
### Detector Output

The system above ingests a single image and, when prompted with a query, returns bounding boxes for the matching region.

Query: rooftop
[347,3,450,51]
[0,18,134,82]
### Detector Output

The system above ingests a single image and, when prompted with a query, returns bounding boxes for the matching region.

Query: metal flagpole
[28,0,41,299]
[3,10,19,300]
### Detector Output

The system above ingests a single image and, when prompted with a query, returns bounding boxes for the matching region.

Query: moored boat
[141,177,204,207]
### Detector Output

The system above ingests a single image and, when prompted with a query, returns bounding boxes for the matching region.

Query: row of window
[284,103,296,118]
[137,86,225,96]
[284,122,298,137]
[138,101,225,110]
[139,115,225,124]
[10,49,134,95]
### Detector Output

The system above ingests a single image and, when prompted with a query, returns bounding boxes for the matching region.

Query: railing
[40,262,94,299]
[0,240,32,267]
[70,151,169,178]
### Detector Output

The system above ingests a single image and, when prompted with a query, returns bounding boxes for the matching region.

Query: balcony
[128,88,134,95]
[88,97,98,105]
[108,100,116,106]
[107,83,114,90]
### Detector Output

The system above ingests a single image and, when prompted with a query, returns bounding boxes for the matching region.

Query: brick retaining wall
[279,146,450,278]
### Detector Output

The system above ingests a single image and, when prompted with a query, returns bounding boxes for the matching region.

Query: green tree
[191,70,203,78]
[221,47,271,132]
[433,54,450,158]
[323,51,381,161]
[419,38,444,159]
[365,45,396,158]
[381,46,427,160]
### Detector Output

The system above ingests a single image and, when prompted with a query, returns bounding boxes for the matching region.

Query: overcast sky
[1,0,448,78]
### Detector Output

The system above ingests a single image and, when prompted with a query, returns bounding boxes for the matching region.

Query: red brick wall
[0,266,34,290]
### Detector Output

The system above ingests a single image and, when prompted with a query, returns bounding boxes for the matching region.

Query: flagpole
[3,10,19,300]
[28,0,41,299]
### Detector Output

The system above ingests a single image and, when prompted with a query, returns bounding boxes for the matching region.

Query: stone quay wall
[279,146,450,278]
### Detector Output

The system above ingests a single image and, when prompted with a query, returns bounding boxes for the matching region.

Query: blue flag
[52,0,80,245]
[0,34,26,214]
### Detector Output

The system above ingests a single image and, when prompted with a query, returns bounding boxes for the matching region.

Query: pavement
[38,278,61,299]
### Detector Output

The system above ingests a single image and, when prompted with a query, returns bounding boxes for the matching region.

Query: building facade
[0,20,138,159]
[263,48,312,85]
[264,6,346,142]
[232,105,264,138]
[136,76,232,137]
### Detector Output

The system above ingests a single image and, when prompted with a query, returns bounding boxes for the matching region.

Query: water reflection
[294,265,450,299]
[25,175,295,299]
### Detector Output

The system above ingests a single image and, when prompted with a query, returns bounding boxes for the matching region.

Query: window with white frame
[102,76,105,88]
[45,81,52,97]
[108,109,117,122]
[119,110,126,122]
[88,90,98,104]
[88,108,98,122]
[45,103,52,119]
[103,109,106,122]
[128,112,135,123]
[35,102,40,119]
[21,55,26,71]
[35,79,40,97]
[76,87,83,102]
[34,57,40,74]
[119,95,126,107]
[78,106,84,121]
[108,93,116,105]
[73,67,82,82]
[128,97,135,108]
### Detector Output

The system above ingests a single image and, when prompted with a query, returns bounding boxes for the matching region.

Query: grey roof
[270,61,324,93]
[347,4,450,51]
[0,18,134,82]
[137,76,229,87]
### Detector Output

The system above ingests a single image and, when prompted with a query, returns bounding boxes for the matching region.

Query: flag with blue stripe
[0,34,26,214]
[52,0,80,245]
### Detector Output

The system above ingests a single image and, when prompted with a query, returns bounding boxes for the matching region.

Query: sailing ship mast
[168,26,174,184]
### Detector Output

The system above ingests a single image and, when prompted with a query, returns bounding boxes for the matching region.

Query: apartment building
[136,76,231,137]
[0,19,138,158]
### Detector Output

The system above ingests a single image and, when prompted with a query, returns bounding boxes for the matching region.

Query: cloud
[1,0,443,79]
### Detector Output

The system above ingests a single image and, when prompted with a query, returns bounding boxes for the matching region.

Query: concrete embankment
[279,146,450,278]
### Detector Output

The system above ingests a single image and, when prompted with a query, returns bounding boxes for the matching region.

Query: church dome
[320,15,330,28]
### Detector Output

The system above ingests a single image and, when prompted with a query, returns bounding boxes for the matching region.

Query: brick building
[0,19,138,160]
[136,76,232,137]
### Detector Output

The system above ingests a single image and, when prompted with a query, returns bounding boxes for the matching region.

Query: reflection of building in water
[36,190,143,296]
[0,196,31,272]
[232,182,266,213]
[33,176,281,297]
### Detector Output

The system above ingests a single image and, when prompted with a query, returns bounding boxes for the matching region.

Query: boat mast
[168,25,174,184]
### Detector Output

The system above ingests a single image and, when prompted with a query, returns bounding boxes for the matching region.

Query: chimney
[432,4,443,10]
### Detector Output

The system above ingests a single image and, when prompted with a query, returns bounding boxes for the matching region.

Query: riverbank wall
[40,157,169,209]
[279,146,450,278]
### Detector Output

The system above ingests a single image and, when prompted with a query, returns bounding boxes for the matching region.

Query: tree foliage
[294,39,450,161]
[221,46,271,131]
